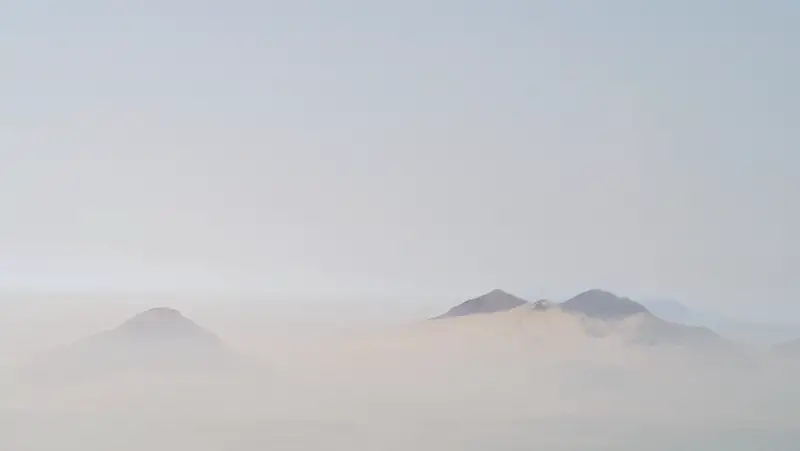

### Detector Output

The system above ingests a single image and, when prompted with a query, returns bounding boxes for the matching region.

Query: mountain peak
[127,307,185,322]
[561,289,650,320]
[435,289,529,319]
[23,307,239,382]
[108,307,224,347]
[578,289,618,300]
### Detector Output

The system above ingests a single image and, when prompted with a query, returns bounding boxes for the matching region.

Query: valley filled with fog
[1,291,799,450]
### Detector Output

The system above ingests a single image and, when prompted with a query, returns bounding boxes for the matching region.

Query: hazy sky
[2,1,798,319]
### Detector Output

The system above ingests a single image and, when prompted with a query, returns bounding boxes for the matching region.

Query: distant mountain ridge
[435,288,655,321]
[642,299,697,324]
[642,299,800,345]
[434,288,726,349]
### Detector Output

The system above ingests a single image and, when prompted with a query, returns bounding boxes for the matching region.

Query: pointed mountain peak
[111,307,222,345]
[22,307,248,382]
[435,289,529,319]
[561,289,650,320]
[127,307,186,322]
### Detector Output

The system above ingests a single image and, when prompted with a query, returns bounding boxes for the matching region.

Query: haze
[2,1,799,449]
[2,294,800,450]
[3,1,799,317]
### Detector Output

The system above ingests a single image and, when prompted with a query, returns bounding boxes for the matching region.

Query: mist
[3,1,798,448]
[2,297,799,451]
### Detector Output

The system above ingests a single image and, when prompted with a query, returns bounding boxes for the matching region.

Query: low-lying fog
[1,297,799,450]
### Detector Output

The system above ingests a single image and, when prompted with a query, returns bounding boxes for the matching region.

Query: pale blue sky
[1,1,798,320]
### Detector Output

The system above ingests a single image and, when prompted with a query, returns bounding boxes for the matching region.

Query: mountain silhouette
[23,307,241,382]
[560,289,650,320]
[433,288,727,349]
[642,299,800,345]
[108,307,225,346]
[558,290,725,347]
[436,289,653,321]
[434,289,529,319]
[641,299,696,324]
[628,315,727,348]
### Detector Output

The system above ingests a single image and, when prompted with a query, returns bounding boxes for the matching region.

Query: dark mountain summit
[434,289,529,319]
[561,289,650,320]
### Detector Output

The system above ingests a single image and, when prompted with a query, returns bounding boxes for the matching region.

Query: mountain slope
[559,290,725,348]
[642,299,697,324]
[100,307,226,348]
[643,299,800,345]
[434,289,529,319]
[561,290,650,320]
[22,307,244,382]
[625,315,727,348]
